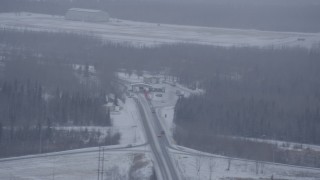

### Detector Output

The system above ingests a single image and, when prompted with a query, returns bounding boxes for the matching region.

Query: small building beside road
[131,83,153,93]
[143,77,160,84]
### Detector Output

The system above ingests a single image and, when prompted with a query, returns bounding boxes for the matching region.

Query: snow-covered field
[53,97,146,146]
[172,151,320,180]
[227,136,320,153]
[0,148,153,180]
[1,12,320,48]
[112,98,146,145]
[0,95,150,180]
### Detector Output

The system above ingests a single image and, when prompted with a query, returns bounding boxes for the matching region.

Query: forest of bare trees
[0,29,119,157]
[1,28,320,167]
[172,45,320,167]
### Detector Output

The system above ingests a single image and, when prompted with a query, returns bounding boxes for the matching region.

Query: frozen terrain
[172,151,320,180]
[54,97,146,146]
[112,98,146,145]
[0,147,153,180]
[119,72,320,179]
[1,72,320,179]
[1,12,320,48]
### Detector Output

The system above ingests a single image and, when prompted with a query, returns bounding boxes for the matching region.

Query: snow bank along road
[1,12,320,48]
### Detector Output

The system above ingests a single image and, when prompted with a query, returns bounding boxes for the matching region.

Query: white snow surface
[0,148,153,180]
[1,12,320,48]
[112,98,146,145]
[52,97,146,146]
[117,72,143,84]
[172,152,320,180]
[229,136,320,152]
[0,96,150,179]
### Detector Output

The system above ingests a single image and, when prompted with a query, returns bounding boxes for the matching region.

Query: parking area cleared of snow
[1,12,320,48]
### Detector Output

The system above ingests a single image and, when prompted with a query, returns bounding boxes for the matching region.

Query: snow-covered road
[135,95,180,180]
[1,12,320,48]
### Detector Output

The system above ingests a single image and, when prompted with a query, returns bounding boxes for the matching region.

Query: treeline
[1,28,320,160]
[1,0,320,33]
[172,45,320,166]
[0,81,111,127]
[0,28,118,92]
[173,46,320,145]
[0,29,120,157]
[0,126,120,158]
[0,29,115,127]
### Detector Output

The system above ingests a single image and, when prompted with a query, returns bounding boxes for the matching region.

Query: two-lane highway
[134,94,180,180]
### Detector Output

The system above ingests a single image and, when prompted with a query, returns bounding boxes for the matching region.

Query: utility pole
[101,147,105,180]
[97,147,105,180]
[97,147,101,180]
[52,155,55,180]
[39,122,42,154]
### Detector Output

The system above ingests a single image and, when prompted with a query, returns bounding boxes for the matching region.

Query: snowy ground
[156,84,320,179]
[0,96,150,180]
[153,82,203,143]
[118,72,320,179]
[117,71,204,143]
[3,72,318,180]
[112,98,146,145]
[0,147,153,180]
[227,136,320,153]
[172,151,320,180]
[117,72,142,84]
[1,12,320,48]
[154,83,320,179]
[56,97,146,146]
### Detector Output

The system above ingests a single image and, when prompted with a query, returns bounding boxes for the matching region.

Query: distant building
[151,87,165,93]
[131,83,153,93]
[65,8,109,22]
[143,77,160,84]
